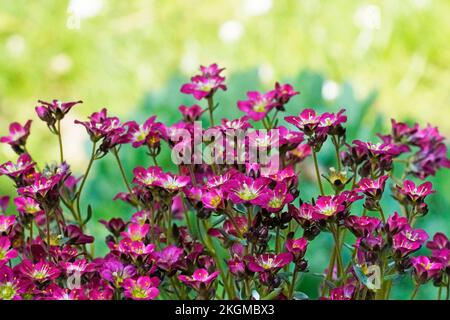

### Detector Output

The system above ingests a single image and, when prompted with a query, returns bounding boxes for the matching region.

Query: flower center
[0,283,16,300]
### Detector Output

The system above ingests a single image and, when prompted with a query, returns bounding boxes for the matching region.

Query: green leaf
[293,291,309,300]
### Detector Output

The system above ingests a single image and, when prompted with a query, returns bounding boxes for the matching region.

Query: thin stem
[75,142,97,229]
[289,268,299,299]
[112,147,133,194]
[151,154,159,166]
[312,150,325,195]
[207,96,215,126]
[378,207,386,223]
[410,284,420,300]
[57,120,64,163]
[331,135,341,171]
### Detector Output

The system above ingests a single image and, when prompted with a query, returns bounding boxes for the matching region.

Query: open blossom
[60,259,94,275]
[100,259,136,287]
[0,153,35,179]
[323,284,356,300]
[247,253,292,273]
[385,212,409,235]
[156,173,190,192]
[0,120,32,149]
[0,237,18,266]
[180,63,226,100]
[44,283,86,300]
[285,109,346,136]
[237,90,276,121]
[345,216,382,237]
[122,276,160,300]
[223,175,269,204]
[397,180,434,202]
[273,82,299,108]
[411,256,444,283]
[179,105,204,122]
[220,116,253,131]
[357,176,389,199]
[285,238,308,259]
[17,173,61,199]
[154,245,184,272]
[178,269,219,290]
[353,140,404,157]
[0,266,27,300]
[313,195,345,220]
[392,227,429,257]
[17,260,61,282]
[0,215,15,233]
[126,116,165,148]
[202,189,225,210]
[35,99,82,125]
[120,223,150,241]
[427,233,450,251]
[117,238,155,259]
[132,166,163,187]
[254,182,294,212]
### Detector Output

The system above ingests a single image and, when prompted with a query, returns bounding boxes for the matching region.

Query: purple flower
[100,259,136,287]
[220,116,253,131]
[223,174,269,204]
[323,284,356,300]
[0,215,15,233]
[64,225,95,245]
[122,276,160,300]
[411,256,444,283]
[17,259,61,282]
[99,218,126,237]
[237,90,276,121]
[392,226,428,257]
[0,120,32,153]
[60,259,94,275]
[313,195,345,220]
[0,266,27,300]
[44,283,86,300]
[345,216,382,237]
[156,173,191,192]
[247,253,293,273]
[285,238,308,259]
[227,257,246,276]
[117,238,155,260]
[0,153,35,179]
[385,212,409,235]
[17,173,61,199]
[273,82,299,107]
[0,196,8,214]
[126,116,164,148]
[0,237,18,266]
[285,109,320,134]
[356,175,389,199]
[120,223,149,241]
[154,245,184,272]
[201,189,225,210]
[178,269,219,290]
[253,182,294,212]
[397,180,434,202]
[36,99,82,119]
[427,233,450,251]
[179,105,204,122]
[353,140,404,157]
[132,166,163,187]
[180,63,226,100]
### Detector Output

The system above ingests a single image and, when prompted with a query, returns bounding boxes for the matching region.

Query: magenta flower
[385,212,409,235]
[36,99,82,120]
[17,260,61,282]
[154,245,184,272]
[313,195,345,220]
[60,259,94,275]
[178,269,219,290]
[117,238,155,259]
[44,283,86,300]
[132,166,163,187]
[237,90,276,121]
[223,216,248,237]
[356,175,389,199]
[156,173,190,192]
[324,284,356,300]
[288,143,312,162]
[0,237,18,266]
[180,63,226,100]
[247,253,293,273]
[99,217,126,237]
[411,256,444,283]
[254,182,294,212]
[397,180,434,202]
[0,196,8,214]
[224,174,269,204]
[273,82,299,107]
[345,216,381,237]
[0,215,15,233]
[353,140,404,157]
[427,233,449,251]
[220,116,253,131]
[0,120,32,149]
[120,223,150,241]
[0,266,27,300]
[227,257,246,276]
[179,105,204,122]
[285,238,308,259]
[126,116,164,148]
[0,153,35,179]
[122,276,160,300]
[285,109,320,134]
[392,227,428,257]
[100,259,136,287]
[201,189,225,210]
[17,173,61,199]
[64,224,95,245]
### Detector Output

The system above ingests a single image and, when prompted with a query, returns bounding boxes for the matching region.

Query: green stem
[289,268,299,299]
[378,207,386,223]
[410,284,420,300]
[57,120,64,163]
[112,147,133,194]
[207,96,215,126]
[312,150,325,195]
[75,142,97,229]
[331,135,341,171]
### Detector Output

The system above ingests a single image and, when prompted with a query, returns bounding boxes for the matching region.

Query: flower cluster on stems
[0,63,449,300]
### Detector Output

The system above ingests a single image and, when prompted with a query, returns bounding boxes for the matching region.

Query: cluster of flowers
[0,63,449,300]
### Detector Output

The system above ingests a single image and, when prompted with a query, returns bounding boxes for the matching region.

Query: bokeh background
[1,0,450,299]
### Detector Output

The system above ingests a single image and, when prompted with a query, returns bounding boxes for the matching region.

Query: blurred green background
[1,0,449,299]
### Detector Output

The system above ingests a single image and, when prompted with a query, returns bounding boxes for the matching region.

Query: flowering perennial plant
[0,64,449,300]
